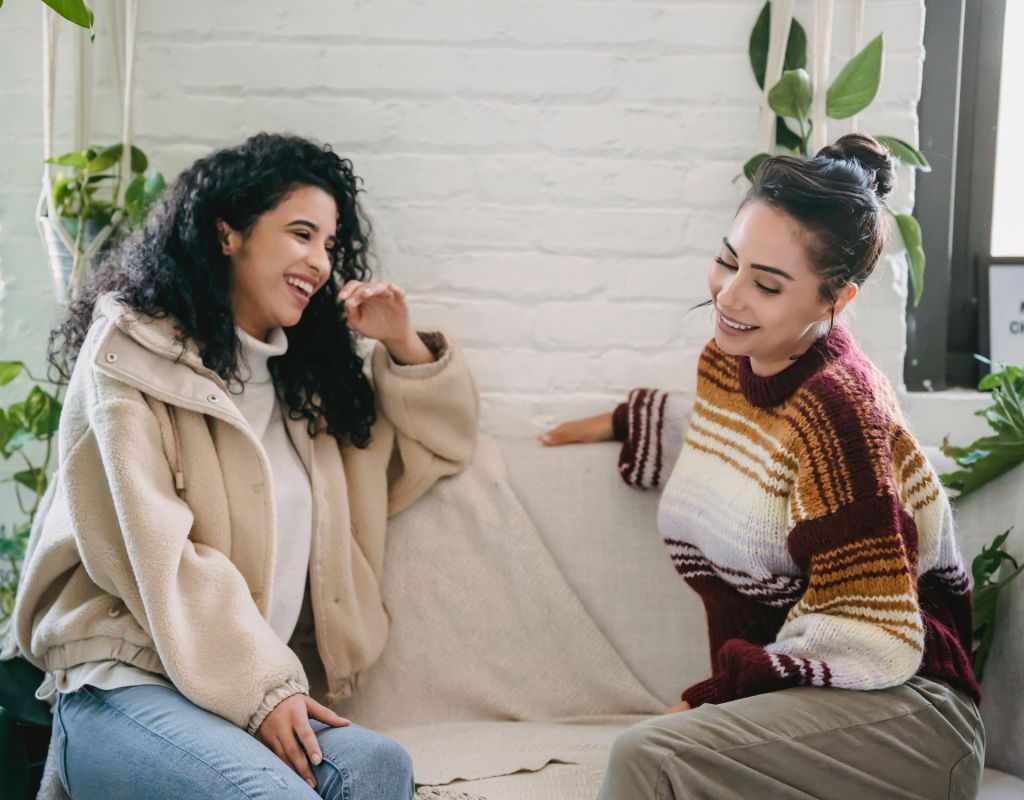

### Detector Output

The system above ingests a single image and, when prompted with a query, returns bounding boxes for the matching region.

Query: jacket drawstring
[167,405,186,497]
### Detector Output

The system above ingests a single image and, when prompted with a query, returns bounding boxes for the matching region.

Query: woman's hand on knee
[539,411,615,446]
[256,694,349,789]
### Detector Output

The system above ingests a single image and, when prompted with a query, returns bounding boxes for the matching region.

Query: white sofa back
[497,438,1024,780]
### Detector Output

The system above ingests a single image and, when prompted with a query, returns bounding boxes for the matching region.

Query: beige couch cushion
[499,438,706,707]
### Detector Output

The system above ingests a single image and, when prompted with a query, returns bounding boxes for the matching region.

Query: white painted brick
[0,0,931,466]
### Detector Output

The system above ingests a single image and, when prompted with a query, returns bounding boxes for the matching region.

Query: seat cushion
[498,438,707,707]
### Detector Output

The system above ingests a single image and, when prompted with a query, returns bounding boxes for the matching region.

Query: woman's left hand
[340,280,434,365]
[666,700,691,714]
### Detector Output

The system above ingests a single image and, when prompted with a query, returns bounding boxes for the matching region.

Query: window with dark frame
[905,0,1018,391]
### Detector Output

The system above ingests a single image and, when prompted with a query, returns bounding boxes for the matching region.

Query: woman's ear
[833,282,858,315]
[216,220,238,256]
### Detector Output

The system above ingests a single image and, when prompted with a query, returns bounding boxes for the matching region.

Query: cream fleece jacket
[14,294,478,733]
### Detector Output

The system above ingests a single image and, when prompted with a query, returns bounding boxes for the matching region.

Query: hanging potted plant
[37,142,164,302]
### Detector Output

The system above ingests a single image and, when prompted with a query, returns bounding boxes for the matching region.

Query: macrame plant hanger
[35,0,139,304]
[757,0,860,159]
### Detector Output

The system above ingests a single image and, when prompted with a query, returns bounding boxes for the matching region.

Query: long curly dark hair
[49,132,377,447]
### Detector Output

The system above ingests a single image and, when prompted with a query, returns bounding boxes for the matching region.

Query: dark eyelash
[714,257,780,295]
[293,230,311,240]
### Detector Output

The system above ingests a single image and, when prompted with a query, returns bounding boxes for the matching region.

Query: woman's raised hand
[340,280,434,365]
[539,411,616,447]
[255,693,349,789]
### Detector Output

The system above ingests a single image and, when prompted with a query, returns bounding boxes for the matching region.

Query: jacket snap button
[104,352,118,363]
[207,393,220,403]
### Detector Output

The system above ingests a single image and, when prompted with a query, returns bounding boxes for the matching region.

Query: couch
[338,436,1024,800]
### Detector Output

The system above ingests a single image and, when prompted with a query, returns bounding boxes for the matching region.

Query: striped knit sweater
[613,327,980,707]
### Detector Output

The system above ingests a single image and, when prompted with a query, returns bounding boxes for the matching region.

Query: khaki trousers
[598,676,984,800]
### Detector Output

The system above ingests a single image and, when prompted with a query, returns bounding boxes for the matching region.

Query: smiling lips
[717,310,759,335]
[285,275,315,305]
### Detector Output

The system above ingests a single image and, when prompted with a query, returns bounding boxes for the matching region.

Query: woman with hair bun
[543,134,984,798]
[15,132,479,799]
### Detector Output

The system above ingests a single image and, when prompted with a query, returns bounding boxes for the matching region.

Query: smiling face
[708,200,855,377]
[219,184,339,341]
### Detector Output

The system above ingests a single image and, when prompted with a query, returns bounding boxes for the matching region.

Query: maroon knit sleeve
[615,389,692,491]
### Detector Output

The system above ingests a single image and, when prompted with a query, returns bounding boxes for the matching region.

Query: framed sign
[988,261,1024,368]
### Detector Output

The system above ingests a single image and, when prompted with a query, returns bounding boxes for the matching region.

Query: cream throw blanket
[337,435,663,798]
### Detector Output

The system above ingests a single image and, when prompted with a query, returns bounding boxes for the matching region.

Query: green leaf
[0,363,24,386]
[768,68,812,123]
[45,152,88,170]
[0,657,51,727]
[775,116,803,152]
[827,34,884,119]
[894,213,925,307]
[2,429,34,458]
[13,469,47,495]
[130,146,149,174]
[749,2,808,90]
[41,0,95,30]
[21,387,61,439]
[743,153,771,183]
[875,135,931,172]
[970,529,1024,681]
[941,364,1024,499]
[126,171,166,226]
[86,144,123,175]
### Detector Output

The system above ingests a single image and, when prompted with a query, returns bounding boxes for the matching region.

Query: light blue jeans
[52,684,414,799]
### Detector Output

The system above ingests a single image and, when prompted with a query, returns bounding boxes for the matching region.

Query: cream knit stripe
[684,412,795,491]
[660,465,789,559]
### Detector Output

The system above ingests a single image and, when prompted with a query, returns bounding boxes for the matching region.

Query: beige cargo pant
[598,676,984,800]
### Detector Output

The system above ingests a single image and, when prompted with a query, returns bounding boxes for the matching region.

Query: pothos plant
[47,142,166,293]
[0,361,62,798]
[744,1,930,306]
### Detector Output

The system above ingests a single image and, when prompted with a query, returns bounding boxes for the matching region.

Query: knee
[606,722,663,781]
[352,737,414,800]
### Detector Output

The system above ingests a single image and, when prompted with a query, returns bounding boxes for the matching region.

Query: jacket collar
[91,294,240,417]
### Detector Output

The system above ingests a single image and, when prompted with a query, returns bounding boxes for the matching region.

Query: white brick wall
[0,0,927,468]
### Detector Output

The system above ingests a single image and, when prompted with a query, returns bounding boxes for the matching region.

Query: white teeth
[721,315,756,331]
[286,276,314,296]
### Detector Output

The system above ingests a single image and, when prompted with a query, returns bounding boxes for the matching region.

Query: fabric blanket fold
[336,435,664,795]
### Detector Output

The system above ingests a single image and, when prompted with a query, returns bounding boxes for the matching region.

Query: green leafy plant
[0,1,94,33]
[46,142,165,288]
[940,362,1024,499]
[971,529,1024,683]
[745,1,931,306]
[0,361,61,798]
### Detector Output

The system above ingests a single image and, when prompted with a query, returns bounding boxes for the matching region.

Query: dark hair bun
[816,133,895,200]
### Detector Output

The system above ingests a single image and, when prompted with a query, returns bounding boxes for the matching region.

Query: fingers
[339,281,398,309]
[305,697,350,728]
[281,732,318,789]
[296,721,322,769]
[539,423,576,446]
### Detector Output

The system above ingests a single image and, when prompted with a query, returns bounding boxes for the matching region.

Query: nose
[309,248,331,282]
[715,270,746,311]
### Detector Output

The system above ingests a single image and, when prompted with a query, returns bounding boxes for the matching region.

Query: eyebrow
[722,237,795,281]
[289,219,321,231]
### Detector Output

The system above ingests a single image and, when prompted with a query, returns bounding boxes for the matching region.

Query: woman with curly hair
[14,133,479,799]
[542,134,983,798]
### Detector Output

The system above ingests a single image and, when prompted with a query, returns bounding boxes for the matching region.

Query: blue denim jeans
[52,684,414,799]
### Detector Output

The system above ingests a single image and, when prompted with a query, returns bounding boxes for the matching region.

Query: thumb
[305,697,350,727]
